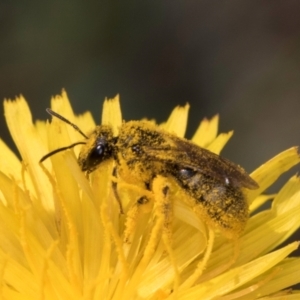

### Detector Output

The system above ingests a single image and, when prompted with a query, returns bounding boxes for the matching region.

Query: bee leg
[198,238,241,283]
[111,167,124,214]
[152,176,180,294]
[123,181,172,298]
[123,196,148,244]
[123,186,154,244]
[219,239,241,276]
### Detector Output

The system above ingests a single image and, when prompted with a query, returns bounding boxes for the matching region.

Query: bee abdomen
[171,165,248,238]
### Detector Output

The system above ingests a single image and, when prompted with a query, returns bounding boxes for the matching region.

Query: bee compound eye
[90,143,105,159]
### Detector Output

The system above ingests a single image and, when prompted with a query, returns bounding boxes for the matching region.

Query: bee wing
[144,135,259,190]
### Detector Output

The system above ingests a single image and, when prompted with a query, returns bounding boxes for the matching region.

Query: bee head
[40,109,117,174]
[78,125,117,173]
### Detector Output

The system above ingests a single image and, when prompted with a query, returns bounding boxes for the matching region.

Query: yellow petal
[4,97,53,210]
[206,131,233,154]
[50,91,87,145]
[248,147,300,203]
[0,139,23,186]
[160,104,190,137]
[2,94,300,300]
[75,111,96,136]
[192,114,219,147]
[249,194,276,213]
[180,242,299,299]
[101,94,122,136]
[240,258,300,299]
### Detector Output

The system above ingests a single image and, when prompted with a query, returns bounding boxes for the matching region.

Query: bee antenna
[39,141,86,163]
[46,108,89,139]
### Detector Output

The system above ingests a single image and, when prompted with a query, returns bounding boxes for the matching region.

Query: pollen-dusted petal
[101,95,122,136]
[4,97,53,210]
[179,242,299,299]
[192,114,219,147]
[248,147,300,203]
[161,103,190,138]
[206,131,233,154]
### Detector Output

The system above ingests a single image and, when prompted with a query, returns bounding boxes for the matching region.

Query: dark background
[1,1,300,262]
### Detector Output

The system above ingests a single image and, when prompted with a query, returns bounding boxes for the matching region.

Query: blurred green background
[1,1,300,256]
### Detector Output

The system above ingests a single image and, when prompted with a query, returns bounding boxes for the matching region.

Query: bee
[40,108,259,239]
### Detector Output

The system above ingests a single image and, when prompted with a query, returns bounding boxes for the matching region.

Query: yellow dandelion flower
[0,90,300,300]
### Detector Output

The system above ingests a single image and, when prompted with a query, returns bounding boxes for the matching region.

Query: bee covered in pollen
[40,102,259,289]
